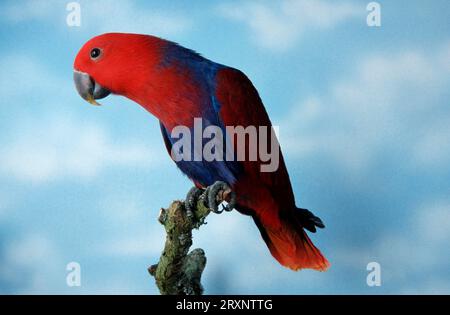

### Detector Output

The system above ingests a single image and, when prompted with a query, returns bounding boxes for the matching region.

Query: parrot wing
[214,67,296,209]
[215,67,330,271]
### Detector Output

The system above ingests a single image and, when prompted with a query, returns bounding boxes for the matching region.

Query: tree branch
[148,198,211,295]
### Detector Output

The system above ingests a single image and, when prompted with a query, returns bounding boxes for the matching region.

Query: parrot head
[73,33,163,106]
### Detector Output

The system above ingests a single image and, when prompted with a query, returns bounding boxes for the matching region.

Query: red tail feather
[255,215,330,271]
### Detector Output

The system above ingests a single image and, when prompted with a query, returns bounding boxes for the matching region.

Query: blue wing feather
[157,42,244,186]
[159,120,241,187]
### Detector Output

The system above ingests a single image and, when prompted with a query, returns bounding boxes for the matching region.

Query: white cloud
[6,234,56,267]
[278,43,450,174]
[0,0,190,38]
[218,0,361,51]
[97,193,149,225]
[415,200,450,244]
[413,119,450,169]
[100,233,163,257]
[332,199,450,292]
[0,54,63,99]
[0,192,11,221]
[0,0,57,22]
[375,200,450,287]
[0,234,63,294]
[85,0,190,36]
[0,114,165,183]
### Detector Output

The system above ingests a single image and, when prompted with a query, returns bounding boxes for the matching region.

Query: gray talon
[206,181,236,214]
[184,186,204,219]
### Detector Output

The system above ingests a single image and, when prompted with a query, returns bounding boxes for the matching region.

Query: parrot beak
[73,70,110,106]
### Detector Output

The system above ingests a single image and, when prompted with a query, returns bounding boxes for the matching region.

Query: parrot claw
[184,186,204,219]
[297,208,325,233]
[205,181,236,214]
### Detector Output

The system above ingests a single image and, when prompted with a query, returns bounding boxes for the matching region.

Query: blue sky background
[0,0,449,294]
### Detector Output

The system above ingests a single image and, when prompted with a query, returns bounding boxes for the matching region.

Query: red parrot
[73,33,329,271]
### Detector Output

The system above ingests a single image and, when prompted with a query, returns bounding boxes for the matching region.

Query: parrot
[73,33,329,271]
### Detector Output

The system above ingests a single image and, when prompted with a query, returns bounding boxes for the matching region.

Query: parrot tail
[253,208,330,271]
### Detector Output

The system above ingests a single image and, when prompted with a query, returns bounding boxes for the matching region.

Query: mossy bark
[148,199,211,295]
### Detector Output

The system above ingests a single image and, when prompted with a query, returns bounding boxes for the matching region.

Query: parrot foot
[297,208,325,233]
[205,181,236,214]
[184,181,236,217]
[184,186,204,220]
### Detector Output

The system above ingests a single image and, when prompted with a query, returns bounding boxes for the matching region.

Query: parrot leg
[204,181,236,214]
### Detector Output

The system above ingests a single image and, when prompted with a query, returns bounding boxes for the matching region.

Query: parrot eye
[90,48,102,60]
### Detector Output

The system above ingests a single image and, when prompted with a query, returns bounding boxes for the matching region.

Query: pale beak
[73,70,110,106]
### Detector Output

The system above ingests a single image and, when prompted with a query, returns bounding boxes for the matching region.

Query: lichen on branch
[148,198,211,295]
